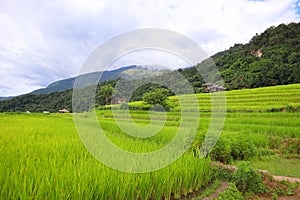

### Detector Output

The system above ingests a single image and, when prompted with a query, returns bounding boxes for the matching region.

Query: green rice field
[0,84,300,199]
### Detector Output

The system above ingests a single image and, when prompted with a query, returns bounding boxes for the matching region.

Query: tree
[97,84,114,105]
[142,88,169,107]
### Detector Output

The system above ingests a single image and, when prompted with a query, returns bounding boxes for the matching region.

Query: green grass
[246,155,300,178]
[1,84,300,199]
[0,113,211,199]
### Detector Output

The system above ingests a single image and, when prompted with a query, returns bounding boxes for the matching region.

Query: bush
[280,138,300,155]
[211,164,234,181]
[191,133,259,164]
[211,133,258,163]
[217,182,244,200]
[230,135,258,160]
[232,162,266,194]
[210,137,232,164]
[285,104,300,112]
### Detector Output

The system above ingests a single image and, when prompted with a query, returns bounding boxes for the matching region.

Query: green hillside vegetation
[211,22,300,89]
[0,80,117,112]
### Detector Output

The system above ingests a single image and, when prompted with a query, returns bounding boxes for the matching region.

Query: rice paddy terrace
[0,84,299,199]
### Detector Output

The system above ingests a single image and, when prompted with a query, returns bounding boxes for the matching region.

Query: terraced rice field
[0,84,299,199]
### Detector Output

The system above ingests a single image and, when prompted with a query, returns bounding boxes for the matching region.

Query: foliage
[217,182,244,200]
[129,83,173,102]
[210,164,235,181]
[232,162,266,194]
[97,84,114,105]
[210,136,233,164]
[193,132,259,164]
[0,90,73,113]
[1,92,300,198]
[230,134,258,160]
[211,22,300,89]
[280,138,300,155]
[0,80,117,112]
[142,88,169,107]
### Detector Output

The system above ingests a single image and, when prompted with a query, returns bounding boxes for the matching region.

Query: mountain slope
[30,65,137,95]
[209,22,300,89]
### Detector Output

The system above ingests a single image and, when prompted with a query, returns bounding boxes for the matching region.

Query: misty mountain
[30,65,137,95]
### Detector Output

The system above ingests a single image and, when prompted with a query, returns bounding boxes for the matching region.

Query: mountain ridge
[0,65,172,100]
[30,65,138,95]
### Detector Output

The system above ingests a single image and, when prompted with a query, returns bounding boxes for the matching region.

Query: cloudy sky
[0,0,299,97]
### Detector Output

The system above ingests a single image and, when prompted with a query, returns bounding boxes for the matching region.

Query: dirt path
[272,175,300,183]
[200,162,300,200]
[202,182,229,200]
[196,176,300,200]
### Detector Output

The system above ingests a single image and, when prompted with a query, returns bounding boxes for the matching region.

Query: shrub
[211,133,258,163]
[285,104,300,112]
[211,164,234,181]
[191,133,259,164]
[230,135,258,160]
[210,137,232,164]
[232,162,266,194]
[217,182,244,200]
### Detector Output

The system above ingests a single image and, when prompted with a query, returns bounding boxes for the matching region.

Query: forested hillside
[202,22,300,89]
[1,22,299,112]
[0,80,117,112]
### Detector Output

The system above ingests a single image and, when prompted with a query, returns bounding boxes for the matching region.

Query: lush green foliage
[0,90,73,113]
[280,138,300,155]
[96,84,114,105]
[209,22,300,89]
[232,162,266,194]
[210,133,258,164]
[0,80,117,112]
[217,183,244,200]
[142,88,169,110]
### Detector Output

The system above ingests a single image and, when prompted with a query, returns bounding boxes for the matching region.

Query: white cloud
[0,0,299,96]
